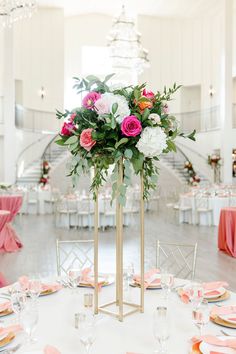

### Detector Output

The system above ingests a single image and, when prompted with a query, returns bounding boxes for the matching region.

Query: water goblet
[160,273,174,299]
[188,281,204,307]
[28,279,42,302]
[153,306,170,354]
[79,313,96,354]
[192,299,209,336]
[67,268,80,292]
[21,301,39,346]
[11,291,26,323]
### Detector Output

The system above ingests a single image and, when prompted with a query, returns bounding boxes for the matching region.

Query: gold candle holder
[94,158,145,321]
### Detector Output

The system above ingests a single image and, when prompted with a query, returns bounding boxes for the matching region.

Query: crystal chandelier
[107,6,150,76]
[0,0,37,27]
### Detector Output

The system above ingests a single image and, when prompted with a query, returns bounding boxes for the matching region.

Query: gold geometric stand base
[97,301,143,321]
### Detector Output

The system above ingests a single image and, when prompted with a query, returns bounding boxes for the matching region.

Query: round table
[1,280,236,354]
[0,210,10,232]
[0,195,23,252]
[218,207,236,257]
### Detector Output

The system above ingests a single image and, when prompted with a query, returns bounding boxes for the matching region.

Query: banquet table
[218,207,236,257]
[0,210,10,232]
[0,195,23,252]
[179,193,233,226]
[1,279,236,354]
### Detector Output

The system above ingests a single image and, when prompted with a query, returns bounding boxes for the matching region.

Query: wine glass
[21,301,39,345]
[160,273,174,299]
[28,279,42,302]
[11,291,26,323]
[187,281,204,307]
[79,314,96,354]
[67,268,80,292]
[153,306,169,354]
[192,299,209,336]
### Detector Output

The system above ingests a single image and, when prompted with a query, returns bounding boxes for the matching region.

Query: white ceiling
[38,0,224,18]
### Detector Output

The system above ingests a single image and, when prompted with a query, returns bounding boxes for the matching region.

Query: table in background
[0,195,23,252]
[218,207,236,257]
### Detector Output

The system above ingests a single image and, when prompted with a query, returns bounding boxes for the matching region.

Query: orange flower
[138,100,153,112]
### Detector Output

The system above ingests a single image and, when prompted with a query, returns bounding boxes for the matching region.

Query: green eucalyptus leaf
[115,138,128,149]
[63,135,78,145]
[112,102,118,115]
[124,149,133,159]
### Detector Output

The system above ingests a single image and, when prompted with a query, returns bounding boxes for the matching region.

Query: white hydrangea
[95,93,130,123]
[136,127,167,157]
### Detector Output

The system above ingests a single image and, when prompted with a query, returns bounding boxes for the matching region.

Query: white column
[221,0,233,184]
[3,27,16,184]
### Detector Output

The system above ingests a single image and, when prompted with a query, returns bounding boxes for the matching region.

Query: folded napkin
[0,301,11,312]
[80,268,103,291]
[44,345,61,354]
[18,275,30,291]
[202,282,229,291]
[211,305,236,317]
[133,269,160,289]
[41,283,62,292]
[192,335,236,350]
[0,273,8,288]
[0,324,22,337]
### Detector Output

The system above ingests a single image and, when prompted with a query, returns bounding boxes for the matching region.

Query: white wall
[13,7,64,113]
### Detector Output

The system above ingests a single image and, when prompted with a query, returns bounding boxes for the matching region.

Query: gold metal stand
[94,159,145,321]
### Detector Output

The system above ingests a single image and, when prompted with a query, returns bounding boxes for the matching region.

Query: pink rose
[121,115,142,137]
[82,91,101,110]
[80,128,96,151]
[142,88,155,100]
[61,122,75,136]
[69,113,76,122]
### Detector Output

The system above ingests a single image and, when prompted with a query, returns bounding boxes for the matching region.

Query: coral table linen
[218,207,236,257]
[0,195,23,253]
[0,210,10,232]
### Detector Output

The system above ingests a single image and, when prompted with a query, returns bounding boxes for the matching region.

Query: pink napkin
[211,305,236,317]
[44,345,61,354]
[18,275,30,291]
[192,335,236,350]
[133,269,160,289]
[0,324,22,336]
[80,268,103,291]
[0,301,11,312]
[202,281,229,291]
[0,273,8,288]
[41,283,62,292]
[210,351,224,354]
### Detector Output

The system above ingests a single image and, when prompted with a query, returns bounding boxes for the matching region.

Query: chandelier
[0,0,37,27]
[107,6,150,75]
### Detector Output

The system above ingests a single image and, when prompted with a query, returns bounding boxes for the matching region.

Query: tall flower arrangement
[56,75,195,205]
[39,160,50,186]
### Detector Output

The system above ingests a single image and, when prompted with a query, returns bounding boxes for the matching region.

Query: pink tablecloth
[0,195,23,252]
[0,210,10,232]
[218,207,236,257]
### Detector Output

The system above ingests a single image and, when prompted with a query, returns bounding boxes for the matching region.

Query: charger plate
[0,308,13,317]
[211,313,236,329]
[0,332,15,349]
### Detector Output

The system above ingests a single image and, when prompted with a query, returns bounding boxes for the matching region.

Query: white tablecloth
[179,194,236,226]
[1,280,236,354]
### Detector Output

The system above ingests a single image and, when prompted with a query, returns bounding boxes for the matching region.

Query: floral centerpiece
[208,154,221,168]
[55,74,195,204]
[184,161,200,186]
[39,160,50,186]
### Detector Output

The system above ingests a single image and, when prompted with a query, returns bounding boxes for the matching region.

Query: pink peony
[82,91,101,110]
[121,115,142,137]
[69,112,77,122]
[80,128,96,151]
[94,98,110,115]
[142,89,155,100]
[61,122,75,136]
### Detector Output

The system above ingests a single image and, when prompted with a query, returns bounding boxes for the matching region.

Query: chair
[156,241,198,280]
[26,189,39,214]
[100,197,116,231]
[56,198,77,229]
[77,197,94,230]
[195,195,213,226]
[44,188,61,215]
[177,196,192,224]
[56,239,94,276]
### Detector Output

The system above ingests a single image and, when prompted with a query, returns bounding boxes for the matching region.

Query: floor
[1,205,236,291]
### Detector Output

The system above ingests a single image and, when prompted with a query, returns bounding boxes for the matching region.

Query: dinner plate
[204,287,226,299]
[0,298,13,317]
[219,313,236,325]
[78,275,114,288]
[199,336,236,354]
[0,332,15,349]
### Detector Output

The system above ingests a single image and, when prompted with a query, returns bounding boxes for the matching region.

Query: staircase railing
[41,134,61,162]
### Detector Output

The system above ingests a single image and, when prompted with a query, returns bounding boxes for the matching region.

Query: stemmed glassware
[28,279,42,302]
[79,313,96,354]
[67,268,81,293]
[10,291,26,323]
[187,281,204,307]
[21,300,39,346]
[160,273,174,299]
[153,306,170,354]
[192,299,209,336]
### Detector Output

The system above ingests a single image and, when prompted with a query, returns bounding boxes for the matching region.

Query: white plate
[204,287,226,299]
[0,333,8,341]
[219,313,236,325]
[78,275,115,288]
[200,336,236,354]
